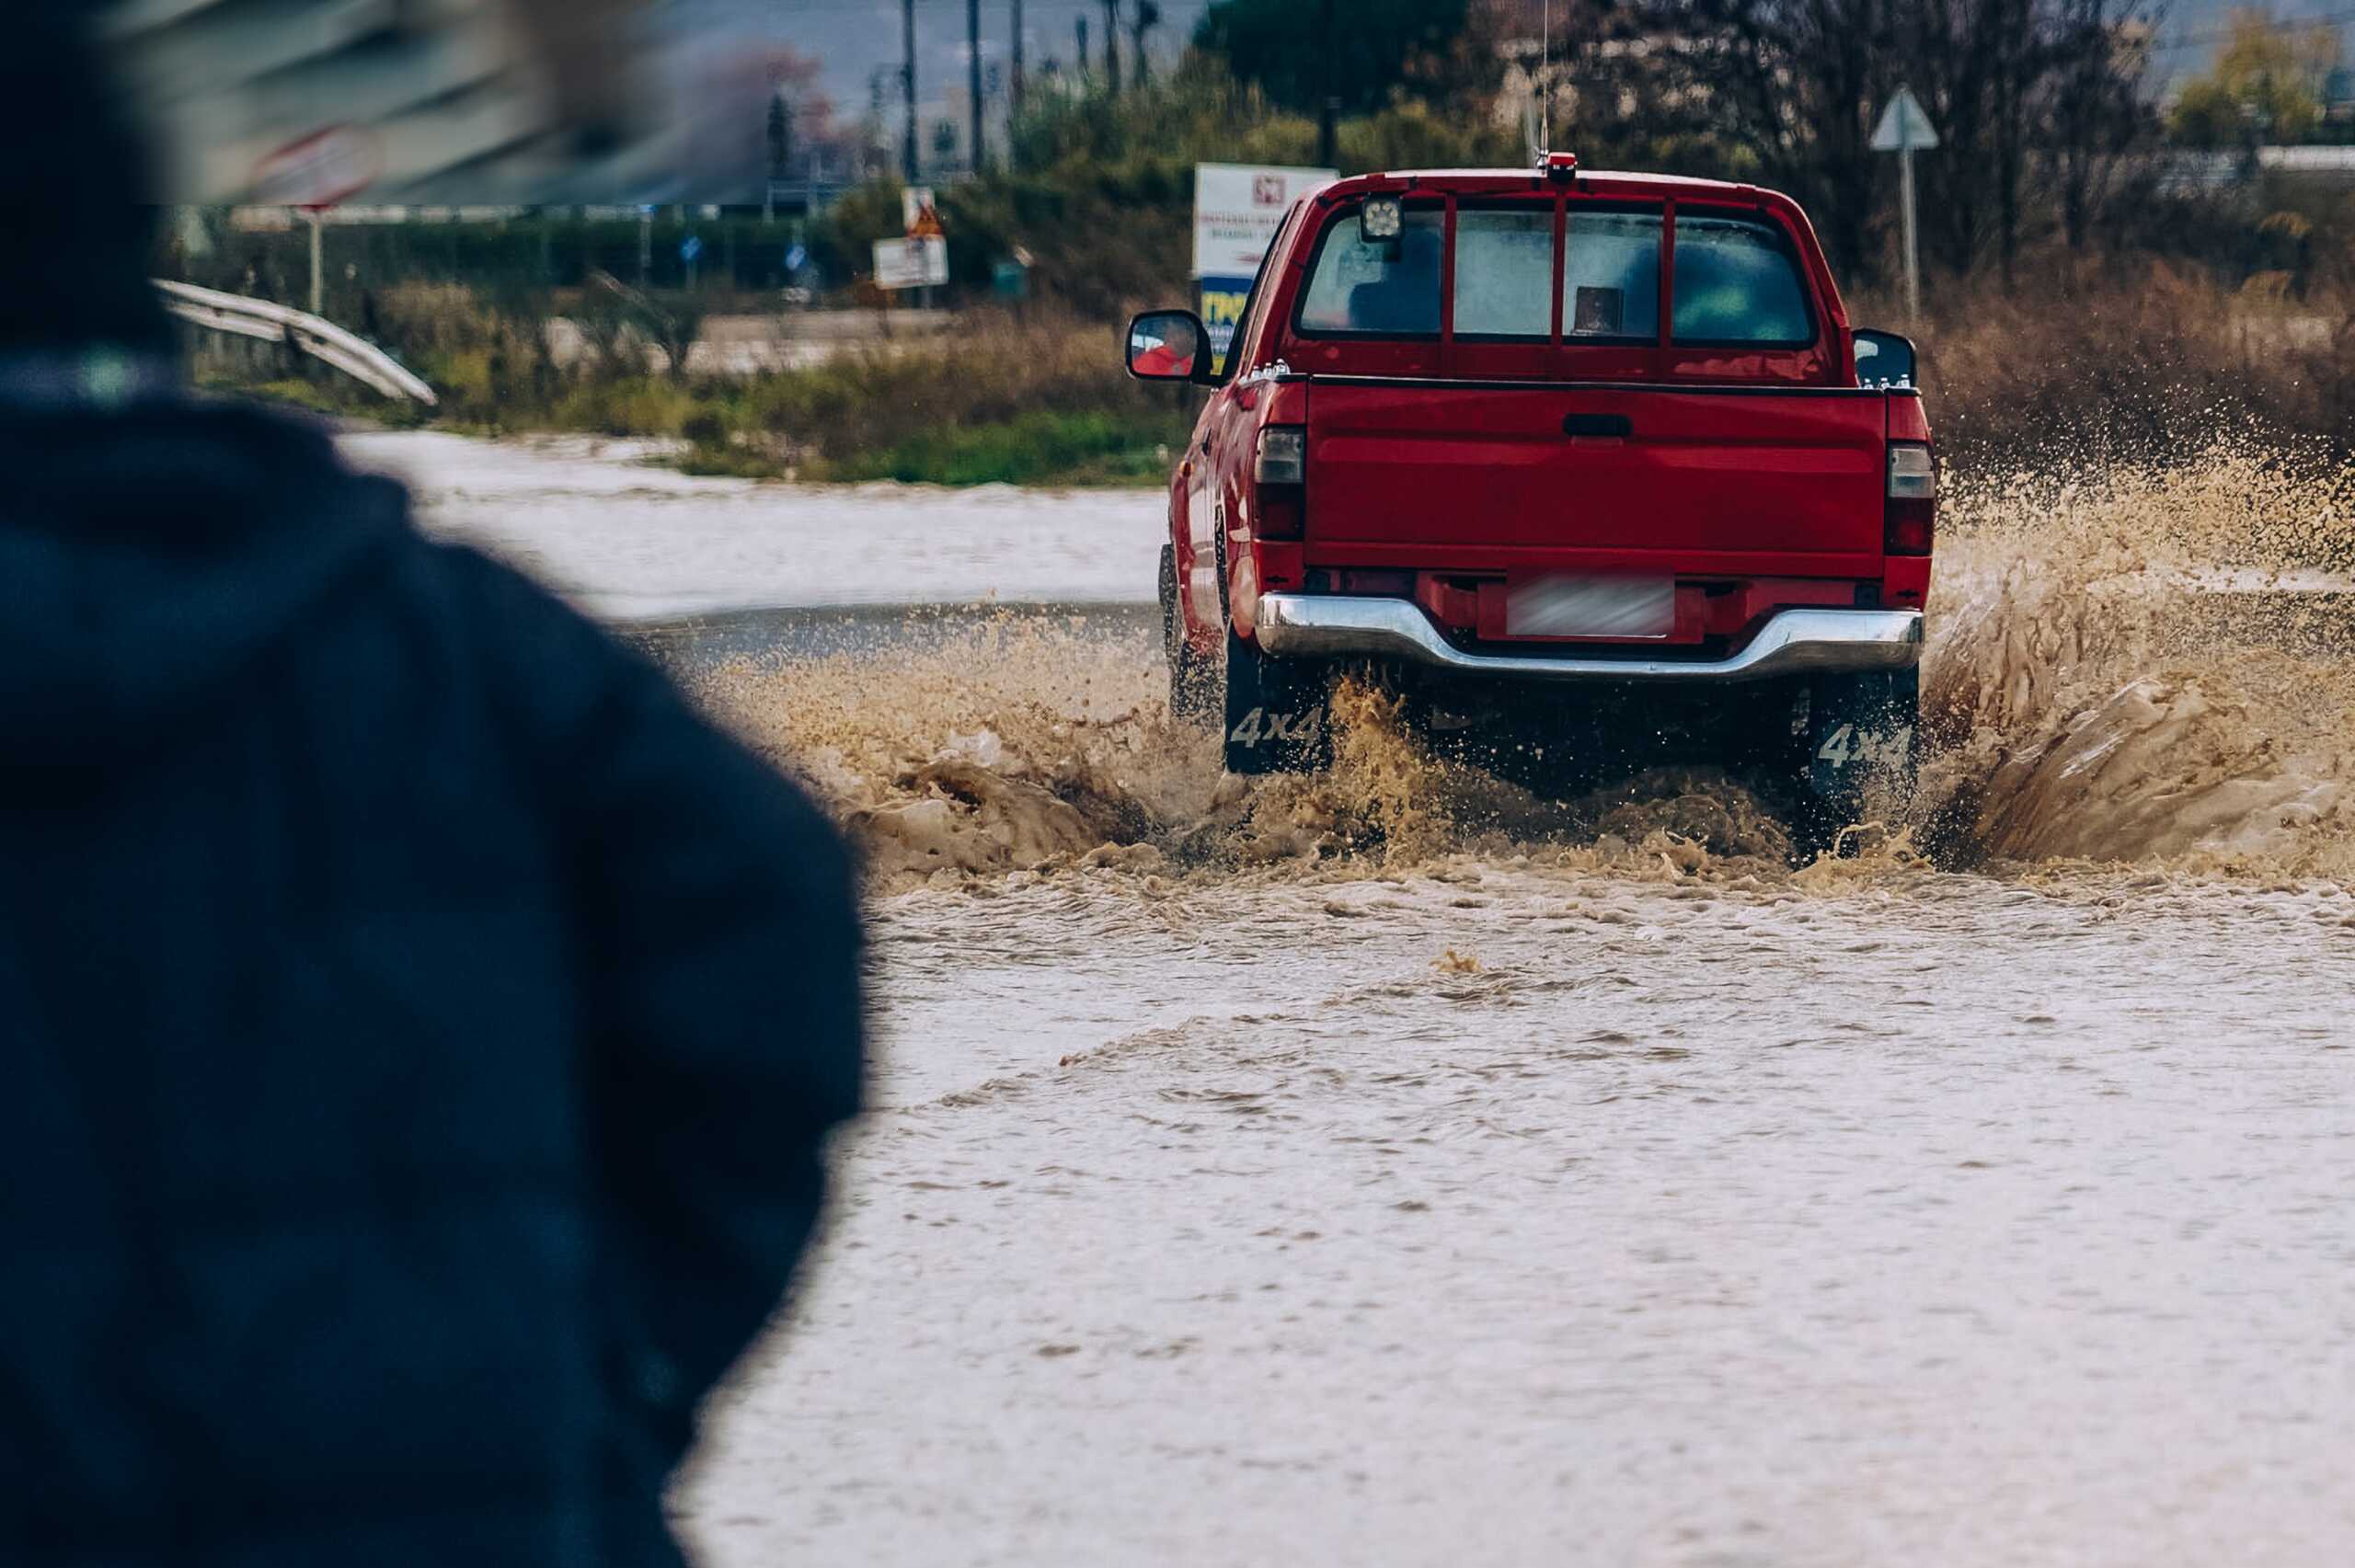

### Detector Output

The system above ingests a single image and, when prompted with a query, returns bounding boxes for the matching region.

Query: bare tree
[1570,0,2156,282]
[1130,1,1163,85]
[2050,0,2158,253]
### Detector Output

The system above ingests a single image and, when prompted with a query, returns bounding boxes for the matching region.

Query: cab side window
[1218,200,1305,376]
[1296,205,1443,338]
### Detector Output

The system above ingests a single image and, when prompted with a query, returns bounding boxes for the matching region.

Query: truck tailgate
[1304,378,1888,578]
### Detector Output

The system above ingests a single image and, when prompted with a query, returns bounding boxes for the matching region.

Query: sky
[689,0,1216,121]
[686,0,2351,127]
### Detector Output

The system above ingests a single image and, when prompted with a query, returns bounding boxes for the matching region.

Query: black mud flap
[1802,669,1921,847]
[1222,625,1333,775]
[1162,544,1217,724]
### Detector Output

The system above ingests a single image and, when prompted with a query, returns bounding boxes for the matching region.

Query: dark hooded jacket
[0,401,863,1566]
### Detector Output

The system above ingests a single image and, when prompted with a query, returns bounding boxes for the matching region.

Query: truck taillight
[1256,427,1306,486]
[1255,425,1307,540]
[1885,441,1936,556]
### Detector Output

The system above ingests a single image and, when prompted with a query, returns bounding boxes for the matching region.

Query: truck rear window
[1453,209,1553,338]
[1671,214,1812,345]
[1449,209,1663,341]
[1296,206,1443,338]
[1291,199,1812,349]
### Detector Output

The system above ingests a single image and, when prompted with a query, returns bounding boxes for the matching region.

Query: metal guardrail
[155,280,439,406]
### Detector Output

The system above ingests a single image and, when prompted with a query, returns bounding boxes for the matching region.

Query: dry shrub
[366,282,555,419]
[370,283,511,354]
[1879,260,2355,469]
[735,308,1194,463]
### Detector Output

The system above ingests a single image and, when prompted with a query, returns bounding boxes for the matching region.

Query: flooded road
[354,431,2355,1564]
[340,429,1161,621]
[691,865,2354,1567]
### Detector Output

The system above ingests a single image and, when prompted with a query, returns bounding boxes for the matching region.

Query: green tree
[1194,0,1500,118]
[2170,11,2338,148]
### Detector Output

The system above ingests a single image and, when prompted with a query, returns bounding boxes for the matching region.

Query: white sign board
[873,235,949,291]
[1193,163,1337,280]
[1871,88,1940,153]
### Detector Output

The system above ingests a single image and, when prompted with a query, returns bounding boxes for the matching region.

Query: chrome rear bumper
[1253,595,1922,681]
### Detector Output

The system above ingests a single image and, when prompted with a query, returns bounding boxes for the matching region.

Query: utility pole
[969,0,984,174]
[902,0,920,185]
[307,210,324,315]
[1075,16,1089,84]
[1101,0,1120,94]
[1317,0,1337,168]
[1011,0,1026,120]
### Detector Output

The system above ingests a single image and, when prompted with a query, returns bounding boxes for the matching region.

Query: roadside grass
[188,311,1200,486]
[820,409,1189,486]
[191,373,350,417]
[275,295,1214,486]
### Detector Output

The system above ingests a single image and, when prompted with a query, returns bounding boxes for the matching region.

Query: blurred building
[101,0,686,204]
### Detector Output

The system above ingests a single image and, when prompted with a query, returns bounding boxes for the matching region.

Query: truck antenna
[1541,0,1552,155]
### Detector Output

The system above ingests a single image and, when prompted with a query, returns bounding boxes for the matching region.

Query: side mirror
[1125,310,1214,384]
[1854,328,1918,388]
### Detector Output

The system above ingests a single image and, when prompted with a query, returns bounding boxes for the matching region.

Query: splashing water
[690,448,2355,892]
[1918,446,2353,874]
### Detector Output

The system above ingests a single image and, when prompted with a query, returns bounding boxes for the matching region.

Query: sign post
[252,126,377,321]
[1192,164,1336,372]
[872,187,950,303]
[1870,87,1940,327]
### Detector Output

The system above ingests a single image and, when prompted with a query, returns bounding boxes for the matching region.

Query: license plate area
[1485,576,1681,642]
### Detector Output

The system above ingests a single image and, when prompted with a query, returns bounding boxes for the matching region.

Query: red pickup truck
[1126,155,1932,839]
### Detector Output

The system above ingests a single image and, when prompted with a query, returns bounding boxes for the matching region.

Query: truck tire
[1161,544,1215,724]
[1798,668,1920,852]
[1222,623,1333,775]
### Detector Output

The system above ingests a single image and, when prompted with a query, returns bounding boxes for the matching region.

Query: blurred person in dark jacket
[0,9,864,1564]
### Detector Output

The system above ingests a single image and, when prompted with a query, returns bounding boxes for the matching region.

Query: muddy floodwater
[357,433,2355,1564]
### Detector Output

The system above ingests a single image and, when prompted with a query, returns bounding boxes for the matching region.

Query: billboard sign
[1194,163,1333,370]
[1198,280,1256,372]
[1192,163,1334,280]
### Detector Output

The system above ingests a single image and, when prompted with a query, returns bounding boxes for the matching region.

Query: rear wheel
[1798,667,1920,853]
[1161,544,1215,723]
[1221,623,1334,775]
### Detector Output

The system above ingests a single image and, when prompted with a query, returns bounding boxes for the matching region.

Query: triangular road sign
[1871,87,1939,153]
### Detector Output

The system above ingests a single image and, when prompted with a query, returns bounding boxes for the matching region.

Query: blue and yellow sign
[1200,276,1255,374]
